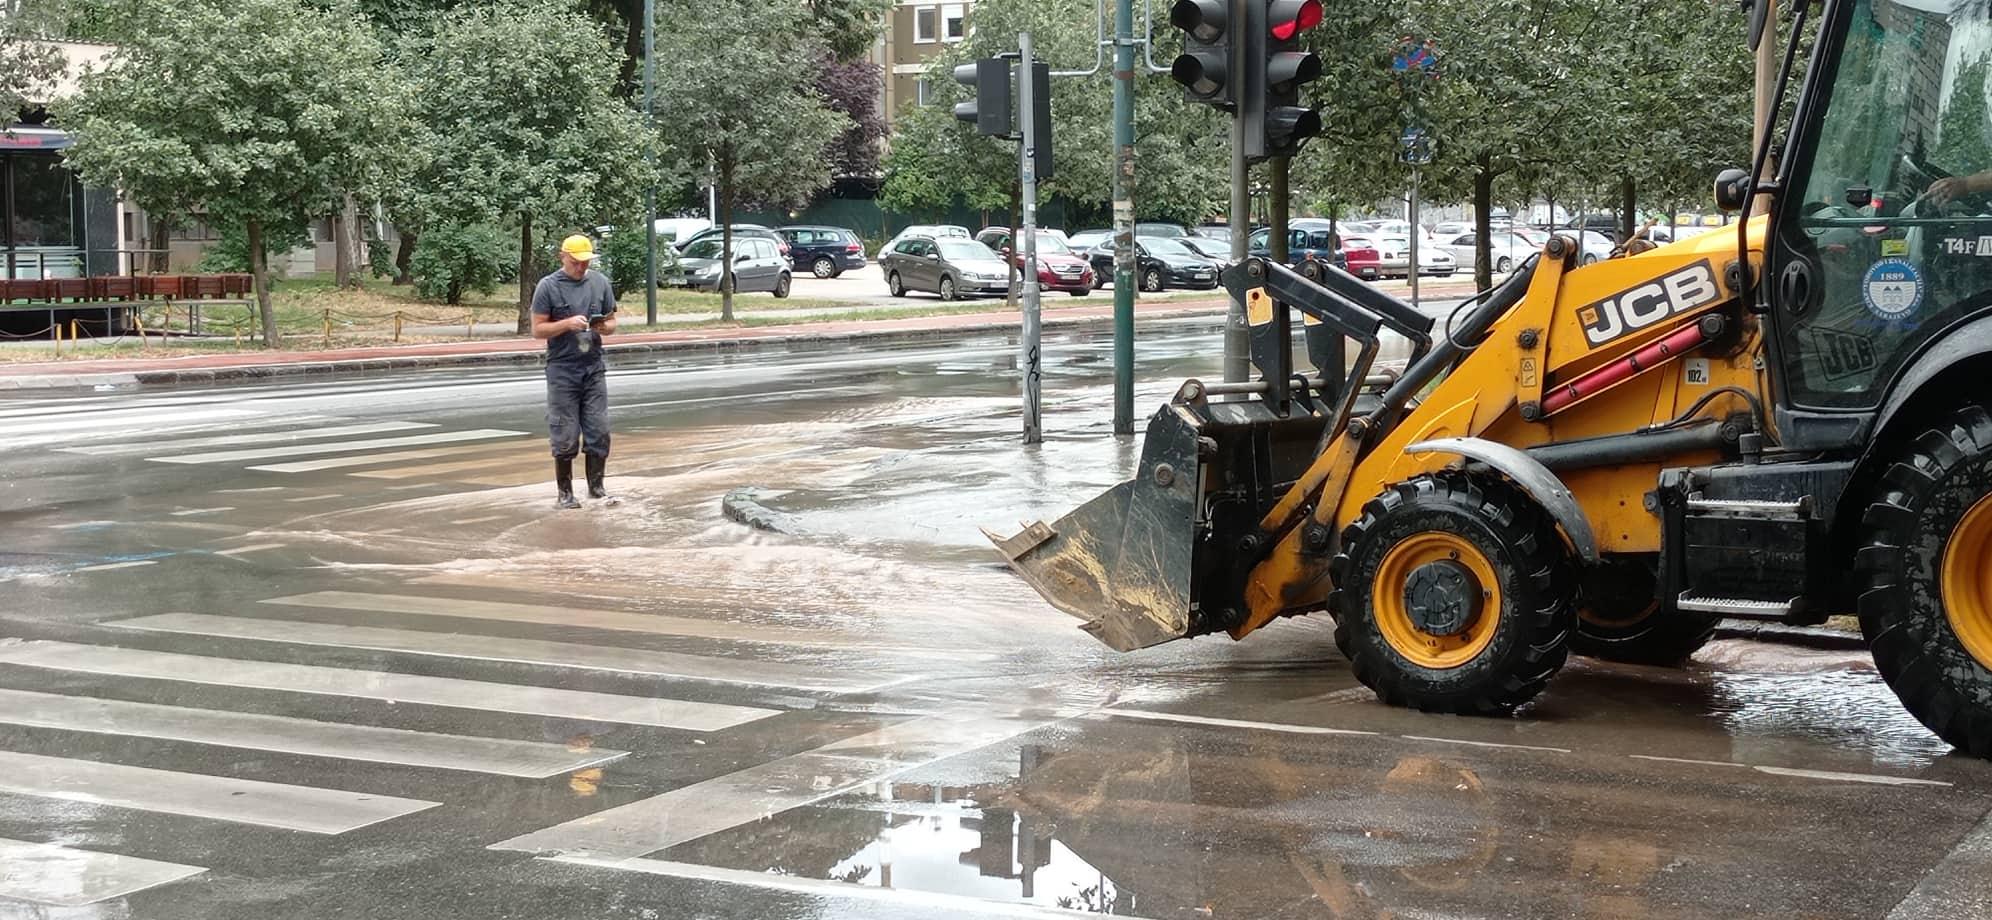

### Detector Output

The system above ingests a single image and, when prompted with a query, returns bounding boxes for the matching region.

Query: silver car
[1438,230,1538,275]
[881,237,1012,300]
[676,236,792,297]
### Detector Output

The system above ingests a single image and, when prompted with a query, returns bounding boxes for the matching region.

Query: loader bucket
[985,405,1204,651]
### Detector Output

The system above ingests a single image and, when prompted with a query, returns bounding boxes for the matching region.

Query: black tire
[1091,271,1106,291]
[1570,554,1718,666]
[1495,257,1513,273]
[1069,289,1089,297]
[939,275,957,301]
[812,257,837,279]
[1141,268,1164,293]
[773,273,791,299]
[1328,473,1578,715]
[888,271,906,297]
[1858,405,1992,756]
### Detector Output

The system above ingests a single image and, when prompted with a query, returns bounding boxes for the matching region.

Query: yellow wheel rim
[1943,493,1992,669]
[1374,532,1501,669]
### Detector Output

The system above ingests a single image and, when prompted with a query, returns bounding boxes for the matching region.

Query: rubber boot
[585,453,617,504]
[554,457,581,509]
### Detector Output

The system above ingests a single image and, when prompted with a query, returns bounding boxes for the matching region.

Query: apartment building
[874,0,970,116]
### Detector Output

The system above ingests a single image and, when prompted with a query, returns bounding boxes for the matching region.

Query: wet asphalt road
[2,316,1991,919]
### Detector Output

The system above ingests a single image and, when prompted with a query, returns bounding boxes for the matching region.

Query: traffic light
[1026,59,1053,180]
[1169,0,1231,108]
[953,58,1012,137]
[1243,0,1324,160]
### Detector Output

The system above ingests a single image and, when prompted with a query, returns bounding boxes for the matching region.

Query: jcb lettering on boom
[1577,260,1721,347]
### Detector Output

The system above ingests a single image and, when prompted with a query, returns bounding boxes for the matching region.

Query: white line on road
[1628,754,1747,769]
[0,750,439,834]
[0,837,206,907]
[284,493,345,502]
[448,515,510,525]
[214,543,286,557]
[147,428,526,465]
[491,713,1061,858]
[1100,708,1379,736]
[168,507,233,517]
[544,856,1160,920]
[1401,735,1571,754]
[70,560,158,573]
[0,640,778,731]
[250,442,529,474]
[60,421,439,456]
[109,612,917,693]
[1752,765,1951,787]
[0,688,629,779]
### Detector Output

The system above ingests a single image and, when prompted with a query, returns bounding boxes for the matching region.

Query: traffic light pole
[642,0,658,325]
[1222,0,1251,384]
[1019,31,1044,446]
[1110,0,1137,434]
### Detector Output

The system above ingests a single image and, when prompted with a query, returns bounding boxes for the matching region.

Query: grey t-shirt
[531,269,617,365]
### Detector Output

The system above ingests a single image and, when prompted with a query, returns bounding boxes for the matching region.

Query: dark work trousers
[546,361,611,460]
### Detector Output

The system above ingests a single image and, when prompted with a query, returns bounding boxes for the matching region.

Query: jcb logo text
[1576,260,1721,348]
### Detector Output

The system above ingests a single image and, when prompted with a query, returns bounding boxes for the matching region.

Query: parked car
[1179,235,1235,269]
[676,224,788,259]
[1375,235,1456,278]
[1563,214,1622,243]
[1570,229,1616,264]
[652,217,713,244]
[1430,220,1473,237]
[1365,219,1439,246]
[1246,220,1350,275]
[881,236,1011,300]
[676,235,792,297]
[1341,236,1383,280]
[975,228,1096,295]
[1135,221,1192,239]
[1088,237,1220,291]
[776,225,868,278]
[1438,230,1537,275]
[1194,225,1233,244]
[1066,229,1113,254]
[876,224,971,261]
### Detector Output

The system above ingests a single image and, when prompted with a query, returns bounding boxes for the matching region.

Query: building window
[943,4,966,41]
[6,154,78,248]
[914,6,938,43]
[915,78,933,107]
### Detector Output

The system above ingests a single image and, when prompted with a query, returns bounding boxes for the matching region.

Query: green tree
[652,0,851,320]
[1,1,64,119]
[60,0,405,346]
[396,0,659,332]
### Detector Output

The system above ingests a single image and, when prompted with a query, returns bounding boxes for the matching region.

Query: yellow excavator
[990,0,1992,756]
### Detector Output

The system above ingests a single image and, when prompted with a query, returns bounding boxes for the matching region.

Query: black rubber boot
[585,453,616,503]
[554,457,581,509]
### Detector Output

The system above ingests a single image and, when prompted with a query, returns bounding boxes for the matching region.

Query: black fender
[1403,436,1601,564]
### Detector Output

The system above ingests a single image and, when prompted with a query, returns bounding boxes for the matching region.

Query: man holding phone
[531,234,619,509]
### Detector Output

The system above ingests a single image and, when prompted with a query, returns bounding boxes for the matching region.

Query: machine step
[1685,496,1811,520]
[1676,593,1798,618]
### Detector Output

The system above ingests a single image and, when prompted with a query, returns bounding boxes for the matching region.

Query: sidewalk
[0,296,1238,391]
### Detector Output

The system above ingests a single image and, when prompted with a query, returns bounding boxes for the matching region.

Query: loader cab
[1767,0,1992,442]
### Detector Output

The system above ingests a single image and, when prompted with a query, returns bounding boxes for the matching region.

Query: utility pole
[642,0,658,325]
[1407,165,1420,310]
[1222,0,1251,384]
[1111,0,1138,431]
[1019,32,1044,445]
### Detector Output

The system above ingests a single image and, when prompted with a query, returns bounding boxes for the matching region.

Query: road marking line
[1628,754,1747,769]
[284,493,344,502]
[214,543,285,557]
[0,641,777,731]
[0,688,628,779]
[0,750,438,834]
[348,452,526,481]
[449,515,510,525]
[1752,765,1951,787]
[260,591,990,659]
[544,856,1159,920]
[250,442,529,474]
[215,487,288,494]
[168,507,233,517]
[491,713,1059,858]
[0,407,258,439]
[0,837,206,907]
[61,421,438,456]
[148,428,526,465]
[1400,735,1571,754]
[71,560,157,573]
[1101,708,1379,736]
[108,613,910,694]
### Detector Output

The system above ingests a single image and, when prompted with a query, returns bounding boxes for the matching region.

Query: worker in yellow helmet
[529,234,620,508]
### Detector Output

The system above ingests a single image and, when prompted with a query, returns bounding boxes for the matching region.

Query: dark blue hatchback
[776,226,868,278]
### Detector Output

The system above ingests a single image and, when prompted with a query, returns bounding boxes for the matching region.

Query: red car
[977,228,1095,296]
[1340,235,1383,281]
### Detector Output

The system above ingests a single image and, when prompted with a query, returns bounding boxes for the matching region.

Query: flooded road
[0,317,1987,919]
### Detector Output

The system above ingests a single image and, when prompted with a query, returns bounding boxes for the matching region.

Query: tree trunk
[720,159,736,323]
[1473,160,1495,291]
[394,229,416,285]
[146,214,173,273]
[1619,174,1637,242]
[517,211,535,335]
[247,216,278,348]
[1006,180,1022,308]
[333,195,354,289]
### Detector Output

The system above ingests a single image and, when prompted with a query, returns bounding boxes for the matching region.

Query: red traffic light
[1268,0,1322,40]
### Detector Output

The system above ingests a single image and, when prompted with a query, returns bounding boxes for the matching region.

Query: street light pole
[642,0,658,325]
[1020,32,1044,445]
[1110,0,1137,433]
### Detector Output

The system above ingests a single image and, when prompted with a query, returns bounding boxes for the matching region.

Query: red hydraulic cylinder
[1540,322,1709,415]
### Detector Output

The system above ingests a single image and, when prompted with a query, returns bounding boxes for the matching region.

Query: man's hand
[565,314,591,333]
[1928,172,1988,206]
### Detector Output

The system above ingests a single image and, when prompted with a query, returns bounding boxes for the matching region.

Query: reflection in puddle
[663,779,1137,915]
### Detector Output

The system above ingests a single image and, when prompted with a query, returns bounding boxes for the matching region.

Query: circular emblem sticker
[1862,258,1924,321]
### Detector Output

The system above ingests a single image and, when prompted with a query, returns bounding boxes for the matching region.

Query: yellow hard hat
[560,234,598,261]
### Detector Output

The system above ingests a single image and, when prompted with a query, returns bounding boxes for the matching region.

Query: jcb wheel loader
[989,0,1992,755]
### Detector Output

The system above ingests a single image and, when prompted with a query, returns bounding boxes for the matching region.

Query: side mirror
[1714,167,1753,212]
[1745,0,1771,53]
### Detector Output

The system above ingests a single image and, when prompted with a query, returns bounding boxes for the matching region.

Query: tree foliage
[1,1,65,119]
[818,57,889,179]
[59,0,405,345]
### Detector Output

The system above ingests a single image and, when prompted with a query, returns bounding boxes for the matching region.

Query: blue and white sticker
[1862,258,1924,321]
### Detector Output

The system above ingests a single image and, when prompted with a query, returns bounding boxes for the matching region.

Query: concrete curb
[1713,620,1868,651]
[0,305,1229,393]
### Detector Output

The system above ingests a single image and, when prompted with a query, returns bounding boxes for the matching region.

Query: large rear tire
[1571,555,1719,666]
[1858,405,1992,757]
[1329,473,1578,715]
